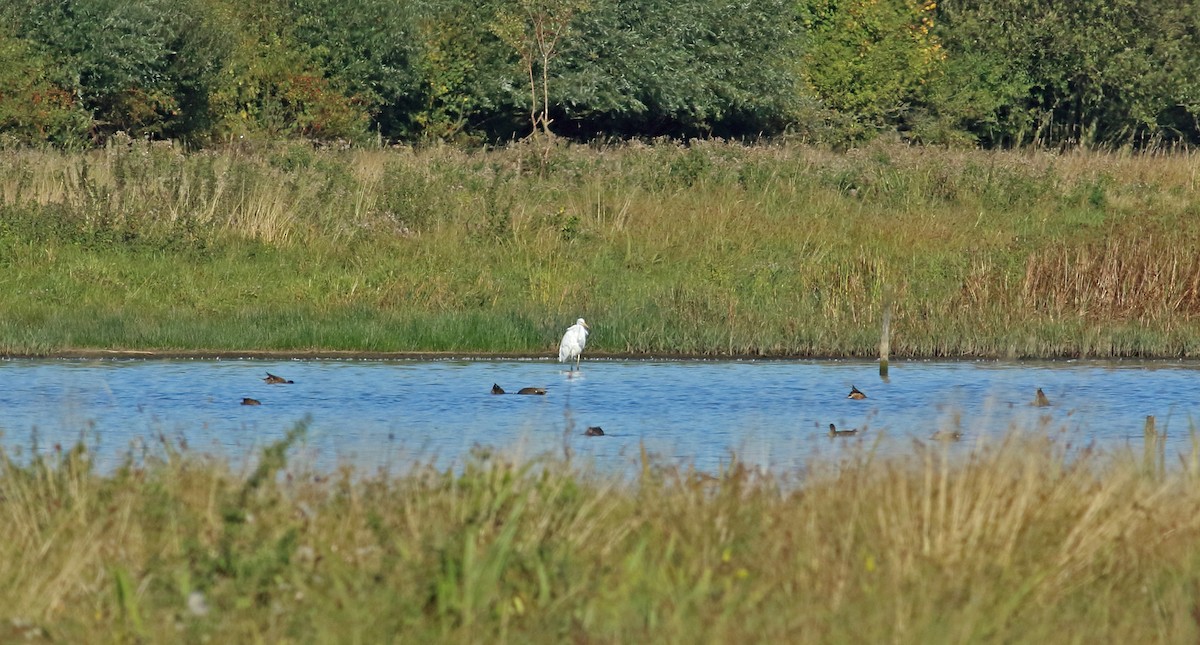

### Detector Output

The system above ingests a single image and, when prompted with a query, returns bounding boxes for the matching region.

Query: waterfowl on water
[263,372,294,384]
[559,318,590,371]
[931,429,963,442]
[828,423,857,437]
[241,397,261,406]
[847,385,867,400]
[492,384,546,395]
[1033,388,1050,407]
[585,426,605,436]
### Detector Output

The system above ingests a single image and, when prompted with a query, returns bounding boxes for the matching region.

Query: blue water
[0,358,1197,474]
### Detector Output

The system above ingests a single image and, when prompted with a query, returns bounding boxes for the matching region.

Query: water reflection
[0,358,1196,474]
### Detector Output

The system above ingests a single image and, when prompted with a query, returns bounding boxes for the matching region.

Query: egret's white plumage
[558,318,590,370]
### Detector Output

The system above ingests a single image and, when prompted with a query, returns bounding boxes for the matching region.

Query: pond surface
[0,358,1197,475]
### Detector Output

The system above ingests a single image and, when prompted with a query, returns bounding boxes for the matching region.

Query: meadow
[1,137,1199,358]
[2,423,1198,641]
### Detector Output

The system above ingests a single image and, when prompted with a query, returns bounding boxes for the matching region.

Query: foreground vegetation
[2,422,1199,641]
[2,140,1199,358]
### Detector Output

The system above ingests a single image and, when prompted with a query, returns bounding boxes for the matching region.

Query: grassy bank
[2,138,1199,357]
[3,425,1199,641]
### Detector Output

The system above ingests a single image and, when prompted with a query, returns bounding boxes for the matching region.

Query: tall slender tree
[491,0,589,138]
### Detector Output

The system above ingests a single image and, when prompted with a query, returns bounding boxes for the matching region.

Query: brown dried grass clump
[1022,236,1200,321]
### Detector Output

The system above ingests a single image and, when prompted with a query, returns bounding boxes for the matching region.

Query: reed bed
[2,138,1199,357]
[2,424,1199,641]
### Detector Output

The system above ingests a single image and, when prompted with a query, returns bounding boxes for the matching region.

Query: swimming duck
[931,429,963,441]
[828,423,858,437]
[517,387,546,395]
[584,426,605,436]
[847,385,867,400]
[241,397,262,406]
[263,372,294,384]
[491,383,506,395]
[1033,388,1050,407]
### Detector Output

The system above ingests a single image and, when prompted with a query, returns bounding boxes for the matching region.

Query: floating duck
[584,426,605,436]
[847,385,867,400]
[931,429,963,441]
[828,423,858,437]
[241,397,261,406]
[1033,388,1050,407]
[263,373,294,384]
[492,384,547,395]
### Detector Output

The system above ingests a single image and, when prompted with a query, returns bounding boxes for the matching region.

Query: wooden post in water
[879,297,892,381]
[1143,415,1160,477]
[1191,426,1200,477]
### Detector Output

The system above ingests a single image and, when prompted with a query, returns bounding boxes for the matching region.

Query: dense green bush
[202,0,375,143]
[289,0,423,139]
[547,0,801,138]
[933,0,1200,147]
[797,0,942,142]
[0,33,92,147]
[2,0,230,145]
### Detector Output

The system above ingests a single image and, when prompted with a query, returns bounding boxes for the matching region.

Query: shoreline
[5,348,1195,362]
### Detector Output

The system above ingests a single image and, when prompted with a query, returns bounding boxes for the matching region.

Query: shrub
[0,33,92,147]
[3,0,232,144]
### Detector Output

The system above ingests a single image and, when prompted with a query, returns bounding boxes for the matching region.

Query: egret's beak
[583,321,590,330]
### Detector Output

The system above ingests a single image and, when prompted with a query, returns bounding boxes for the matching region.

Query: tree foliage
[3,0,230,144]
[289,0,423,139]
[0,32,92,147]
[491,0,590,138]
[202,0,373,142]
[405,0,516,142]
[798,0,943,140]
[551,0,802,138]
[0,0,1195,148]
[933,0,1200,147]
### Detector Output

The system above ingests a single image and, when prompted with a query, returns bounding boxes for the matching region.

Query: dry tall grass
[1,425,1199,641]
[1023,238,1200,320]
[2,138,1199,357]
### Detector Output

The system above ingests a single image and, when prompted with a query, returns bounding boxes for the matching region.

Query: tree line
[1,0,1197,149]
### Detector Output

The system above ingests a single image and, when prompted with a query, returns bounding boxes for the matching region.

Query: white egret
[558,318,590,371]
